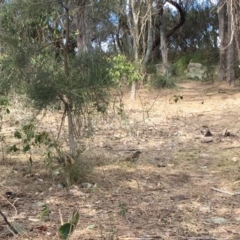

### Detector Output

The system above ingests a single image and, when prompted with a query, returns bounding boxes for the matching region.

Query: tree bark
[76,0,86,53]
[63,0,76,155]
[128,0,140,100]
[226,2,235,85]
[218,0,227,81]
[142,8,153,67]
[152,0,185,54]
[233,1,240,65]
[158,2,168,74]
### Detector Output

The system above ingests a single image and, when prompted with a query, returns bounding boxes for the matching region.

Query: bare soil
[1,81,240,240]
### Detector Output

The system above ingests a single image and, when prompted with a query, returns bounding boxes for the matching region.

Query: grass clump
[46,146,96,187]
[151,75,175,89]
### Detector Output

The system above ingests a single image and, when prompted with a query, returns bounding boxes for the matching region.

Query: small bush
[54,151,94,186]
[172,50,219,77]
[151,75,175,89]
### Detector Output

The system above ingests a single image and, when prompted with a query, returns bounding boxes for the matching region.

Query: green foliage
[46,145,94,186]
[14,50,113,113]
[118,202,128,217]
[46,147,106,188]
[146,62,157,75]
[58,210,79,240]
[107,54,141,86]
[167,2,218,61]
[40,204,51,220]
[0,0,59,45]
[172,50,219,77]
[0,96,10,120]
[0,0,119,155]
[68,51,113,112]
[0,96,10,151]
[10,123,52,162]
[172,95,183,103]
[172,56,190,76]
[151,75,175,89]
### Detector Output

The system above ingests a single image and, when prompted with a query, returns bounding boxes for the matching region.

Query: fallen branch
[0,210,18,234]
[211,187,240,195]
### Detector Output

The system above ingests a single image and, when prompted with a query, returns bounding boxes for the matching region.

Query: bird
[125,150,142,162]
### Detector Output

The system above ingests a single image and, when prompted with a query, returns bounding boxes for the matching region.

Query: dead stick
[0,210,18,234]
[211,187,240,195]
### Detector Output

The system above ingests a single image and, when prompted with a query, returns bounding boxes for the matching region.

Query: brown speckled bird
[125,150,142,162]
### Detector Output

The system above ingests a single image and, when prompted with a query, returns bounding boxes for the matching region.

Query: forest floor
[1,80,240,240]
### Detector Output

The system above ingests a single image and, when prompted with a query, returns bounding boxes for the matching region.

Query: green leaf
[0,97,8,106]
[40,205,50,220]
[23,144,31,152]
[22,124,35,139]
[35,131,51,145]
[58,210,79,240]
[58,223,72,240]
[14,131,22,139]
[9,144,19,152]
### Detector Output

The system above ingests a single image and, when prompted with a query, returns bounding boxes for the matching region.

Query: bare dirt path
[1,81,240,239]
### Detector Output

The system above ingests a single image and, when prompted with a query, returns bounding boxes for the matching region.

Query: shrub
[151,75,175,89]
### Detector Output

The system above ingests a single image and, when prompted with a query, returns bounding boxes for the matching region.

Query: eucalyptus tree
[218,0,239,85]
[0,0,113,155]
[226,0,240,66]
[116,0,185,99]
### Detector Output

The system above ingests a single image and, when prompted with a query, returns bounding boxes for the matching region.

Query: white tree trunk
[226,2,235,85]
[128,0,140,100]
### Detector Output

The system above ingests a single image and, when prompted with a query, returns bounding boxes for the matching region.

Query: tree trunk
[218,0,227,81]
[159,3,168,74]
[76,0,86,53]
[160,25,168,66]
[63,0,76,155]
[233,1,240,65]
[226,3,235,86]
[128,0,140,100]
[142,15,153,66]
[130,81,136,100]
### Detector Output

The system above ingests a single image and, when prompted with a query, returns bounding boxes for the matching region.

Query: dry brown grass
[1,81,240,239]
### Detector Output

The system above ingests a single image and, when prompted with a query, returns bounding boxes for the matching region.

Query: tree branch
[166,0,186,38]
[152,0,186,51]
[0,210,18,235]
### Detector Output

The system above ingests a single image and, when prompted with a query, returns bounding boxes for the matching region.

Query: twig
[0,194,18,218]
[0,210,18,234]
[138,89,161,120]
[222,145,240,150]
[211,187,240,195]
[233,180,240,185]
[59,209,63,225]
[183,237,223,240]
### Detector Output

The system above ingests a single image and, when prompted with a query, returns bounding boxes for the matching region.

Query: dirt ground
[1,81,240,240]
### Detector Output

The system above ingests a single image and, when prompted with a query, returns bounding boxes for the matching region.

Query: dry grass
[1,81,240,239]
